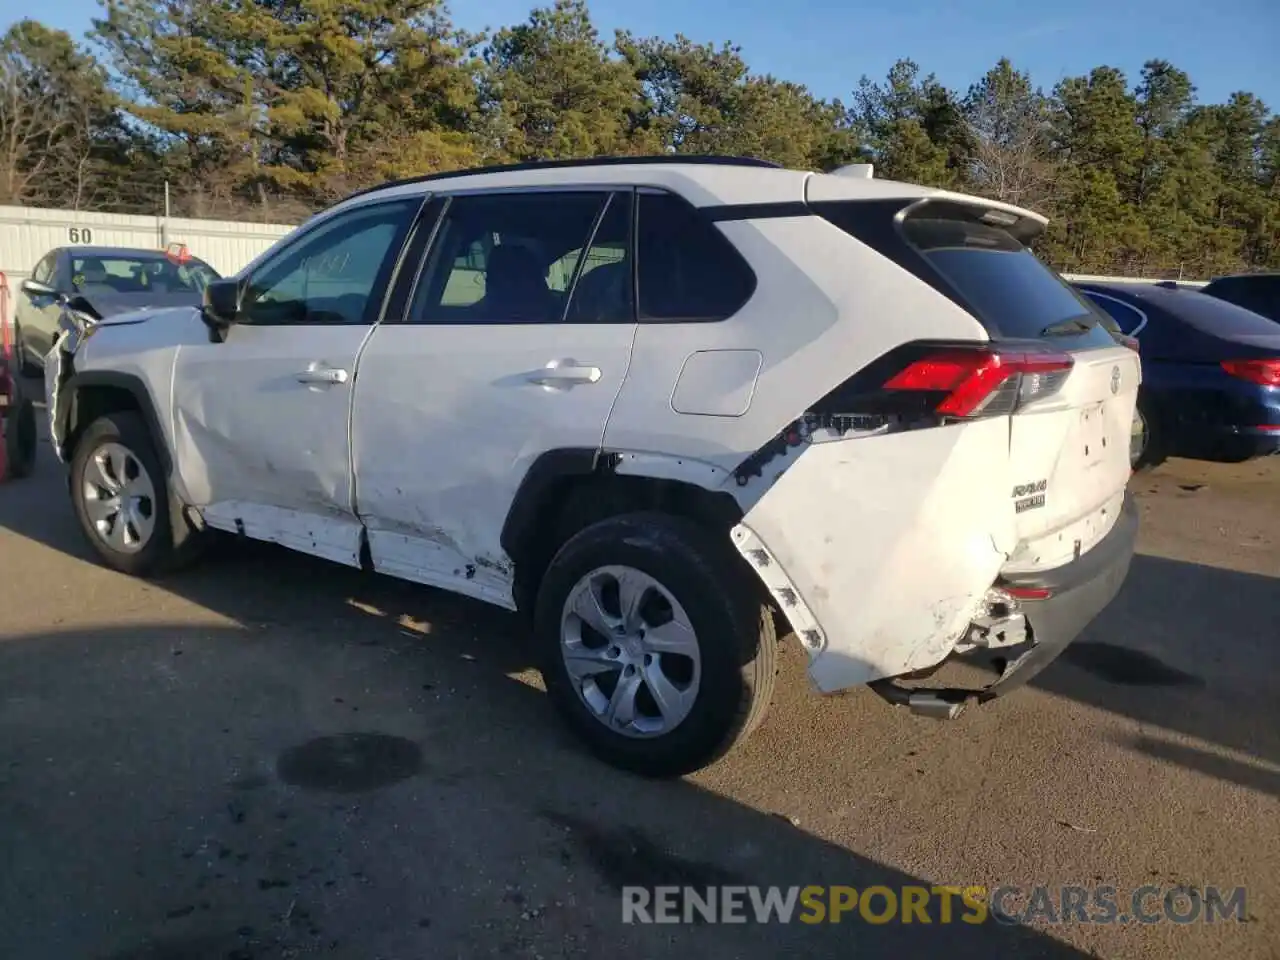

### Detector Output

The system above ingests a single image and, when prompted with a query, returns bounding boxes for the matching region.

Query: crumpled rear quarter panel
[733,417,1013,692]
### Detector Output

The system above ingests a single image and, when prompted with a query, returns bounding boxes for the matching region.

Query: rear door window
[409,191,608,324]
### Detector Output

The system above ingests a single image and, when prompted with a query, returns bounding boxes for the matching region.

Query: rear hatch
[810,191,1140,571]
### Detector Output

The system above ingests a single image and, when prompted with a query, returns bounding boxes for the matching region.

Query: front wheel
[69,411,202,576]
[534,512,776,778]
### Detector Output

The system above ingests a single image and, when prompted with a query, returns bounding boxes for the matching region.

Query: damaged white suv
[45,156,1140,776]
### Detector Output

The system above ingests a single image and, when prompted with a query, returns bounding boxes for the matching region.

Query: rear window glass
[1202,277,1280,319]
[901,217,1116,347]
[1154,290,1280,336]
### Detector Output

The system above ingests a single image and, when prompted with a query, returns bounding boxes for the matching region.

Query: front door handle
[295,362,349,386]
[524,358,602,388]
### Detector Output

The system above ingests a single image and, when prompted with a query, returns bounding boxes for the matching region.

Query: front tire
[69,411,202,576]
[534,512,776,778]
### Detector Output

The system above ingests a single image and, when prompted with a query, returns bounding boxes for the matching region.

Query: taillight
[1221,359,1280,387]
[732,342,1074,486]
[1118,334,1139,353]
[882,347,1074,419]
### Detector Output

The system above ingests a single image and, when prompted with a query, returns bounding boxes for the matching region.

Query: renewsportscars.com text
[621,884,1248,926]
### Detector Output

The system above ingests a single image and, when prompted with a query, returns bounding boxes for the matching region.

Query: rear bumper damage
[870,493,1138,716]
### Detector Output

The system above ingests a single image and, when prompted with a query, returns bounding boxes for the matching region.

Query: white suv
[44,156,1140,776]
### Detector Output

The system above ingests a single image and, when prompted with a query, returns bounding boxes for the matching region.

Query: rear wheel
[534,512,776,778]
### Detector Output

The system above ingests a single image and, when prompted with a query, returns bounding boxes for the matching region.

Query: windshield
[70,254,220,296]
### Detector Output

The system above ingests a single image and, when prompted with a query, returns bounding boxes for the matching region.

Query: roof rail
[342,154,783,202]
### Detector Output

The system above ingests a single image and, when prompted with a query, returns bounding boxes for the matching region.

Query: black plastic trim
[59,370,172,475]
[381,196,447,323]
[700,201,812,222]
[499,448,601,559]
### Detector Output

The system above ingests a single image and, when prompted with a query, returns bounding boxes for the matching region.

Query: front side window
[241,199,420,326]
[409,191,614,324]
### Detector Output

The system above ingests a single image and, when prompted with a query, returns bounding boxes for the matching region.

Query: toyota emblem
[1110,366,1121,395]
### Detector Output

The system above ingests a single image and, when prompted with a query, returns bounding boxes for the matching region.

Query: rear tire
[69,411,204,576]
[534,512,776,778]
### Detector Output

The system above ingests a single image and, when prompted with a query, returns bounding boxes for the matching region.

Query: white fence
[0,205,297,281]
[0,204,1215,289]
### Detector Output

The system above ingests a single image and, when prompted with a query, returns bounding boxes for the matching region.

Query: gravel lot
[1,400,1276,960]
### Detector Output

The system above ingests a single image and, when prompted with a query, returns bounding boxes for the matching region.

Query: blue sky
[3,0,1277,109]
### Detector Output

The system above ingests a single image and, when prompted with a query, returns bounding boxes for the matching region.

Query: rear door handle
[524,358,602,388]
[295,362,349,386]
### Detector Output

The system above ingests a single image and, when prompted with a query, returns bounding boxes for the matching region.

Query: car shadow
[1033,552,1280,777]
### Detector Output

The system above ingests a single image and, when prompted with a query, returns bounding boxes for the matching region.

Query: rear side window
[816,200,1117,348]
[636,192,755,322]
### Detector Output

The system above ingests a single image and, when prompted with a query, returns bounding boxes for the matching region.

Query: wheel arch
[60,370,171,477]
[500,448,755,617]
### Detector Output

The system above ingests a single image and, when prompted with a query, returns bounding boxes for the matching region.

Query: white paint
[200,501,363,567]
[603,212,989,478]
[734,418,1013,692]
[172,325,368,544]
[670,349,763,417]
[350,320,635,599]
[1005,344,1139,567]
[830,163,875,179]
[363,527,515,609]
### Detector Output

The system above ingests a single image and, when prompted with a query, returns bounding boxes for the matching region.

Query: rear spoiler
[896,193,1049,245]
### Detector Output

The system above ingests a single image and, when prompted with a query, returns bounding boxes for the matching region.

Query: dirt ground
[1,406,1276,959]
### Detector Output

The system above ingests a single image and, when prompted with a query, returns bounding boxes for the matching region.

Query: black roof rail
[341,154,783,203]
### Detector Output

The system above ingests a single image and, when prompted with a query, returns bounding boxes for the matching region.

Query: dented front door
[172,325,370,565]
[170,196,422,566]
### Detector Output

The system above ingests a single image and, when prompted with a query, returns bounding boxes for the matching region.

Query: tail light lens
[882,347,1074,419]
[733,342,1074,486]
[1118,334,1139,353]
[1221,359,1280,387]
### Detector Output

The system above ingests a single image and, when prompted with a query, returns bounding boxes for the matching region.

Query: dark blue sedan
[1074,281,1280,469]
